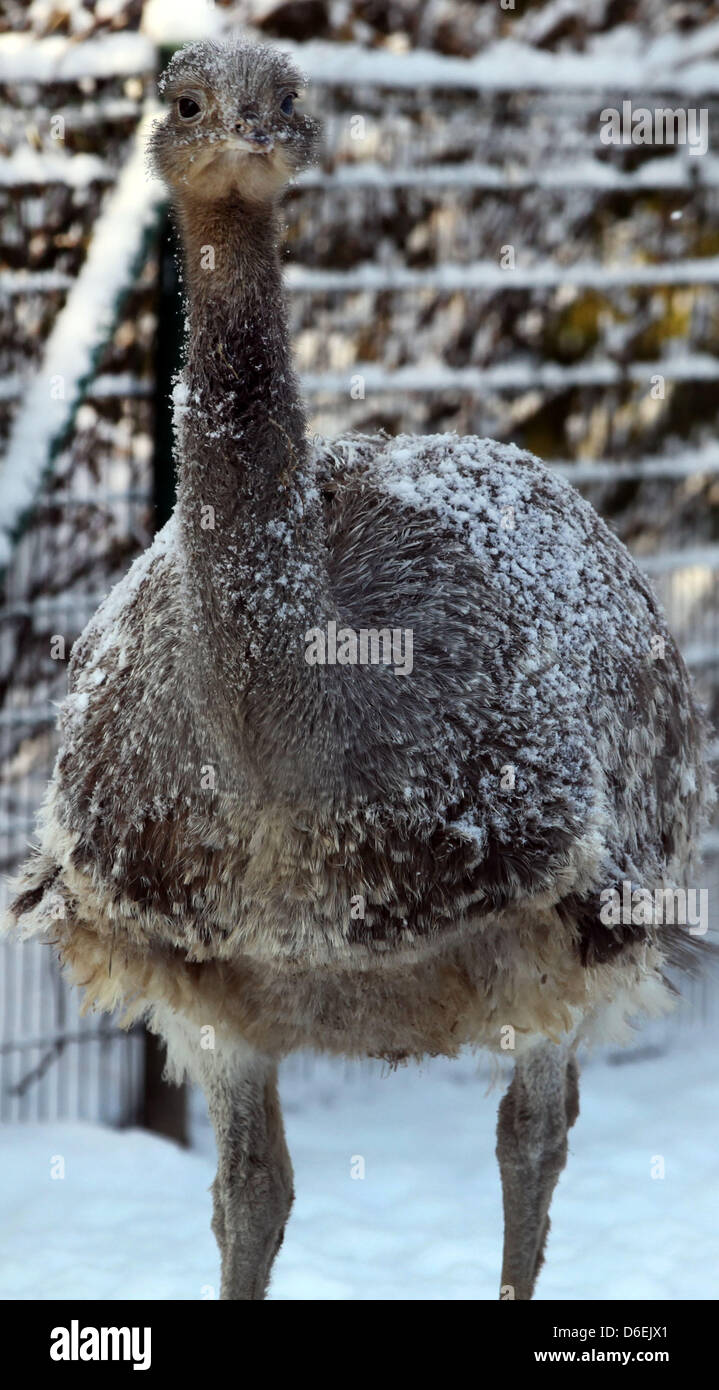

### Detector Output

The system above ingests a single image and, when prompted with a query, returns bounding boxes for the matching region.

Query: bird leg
[204,1046,294,1301]
[495,1039,579,1301]
[153,1008,294,1301]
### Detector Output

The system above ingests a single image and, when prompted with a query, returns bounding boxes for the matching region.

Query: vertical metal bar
[140,204,189,1140]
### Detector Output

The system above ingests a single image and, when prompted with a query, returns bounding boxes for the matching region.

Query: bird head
[149,39,321,205]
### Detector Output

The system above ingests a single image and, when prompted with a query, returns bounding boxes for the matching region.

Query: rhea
[7,39,711,1300]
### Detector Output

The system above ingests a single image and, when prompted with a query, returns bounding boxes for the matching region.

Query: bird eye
[178,96,201,120]
[280,93,296,116]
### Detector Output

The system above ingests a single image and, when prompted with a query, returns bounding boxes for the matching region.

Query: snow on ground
[0,1034,712,1301]
[0,1032,716,1301]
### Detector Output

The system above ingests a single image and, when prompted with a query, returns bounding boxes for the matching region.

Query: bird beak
[233,131,274,155]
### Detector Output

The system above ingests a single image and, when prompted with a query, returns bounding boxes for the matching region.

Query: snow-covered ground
[0,1027,716,1301]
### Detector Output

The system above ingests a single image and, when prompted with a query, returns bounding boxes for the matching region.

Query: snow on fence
[293,31,719,95]
[0,107,163,575]
[1,18,719,1126]
[0,31,155,84]
[6,26,718,95]
[288,260,719,292]
[299,156,719,191]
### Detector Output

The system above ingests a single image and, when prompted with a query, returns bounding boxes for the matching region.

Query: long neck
[173,193,342,802]
[179,196,308,507]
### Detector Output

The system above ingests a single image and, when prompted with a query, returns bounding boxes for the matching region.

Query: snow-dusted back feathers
[8,425,711,1056]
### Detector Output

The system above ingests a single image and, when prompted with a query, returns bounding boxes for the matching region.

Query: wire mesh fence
[0,373,157,1125]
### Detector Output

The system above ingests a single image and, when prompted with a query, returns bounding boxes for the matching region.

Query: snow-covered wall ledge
[280,31,719,95]
[143,0,224,45]
[0,31,155,83]
[3,19,719,94]
[142,3,719,94]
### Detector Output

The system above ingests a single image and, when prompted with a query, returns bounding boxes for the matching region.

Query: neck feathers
[179,195,305,487]
[172,193,342,801]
